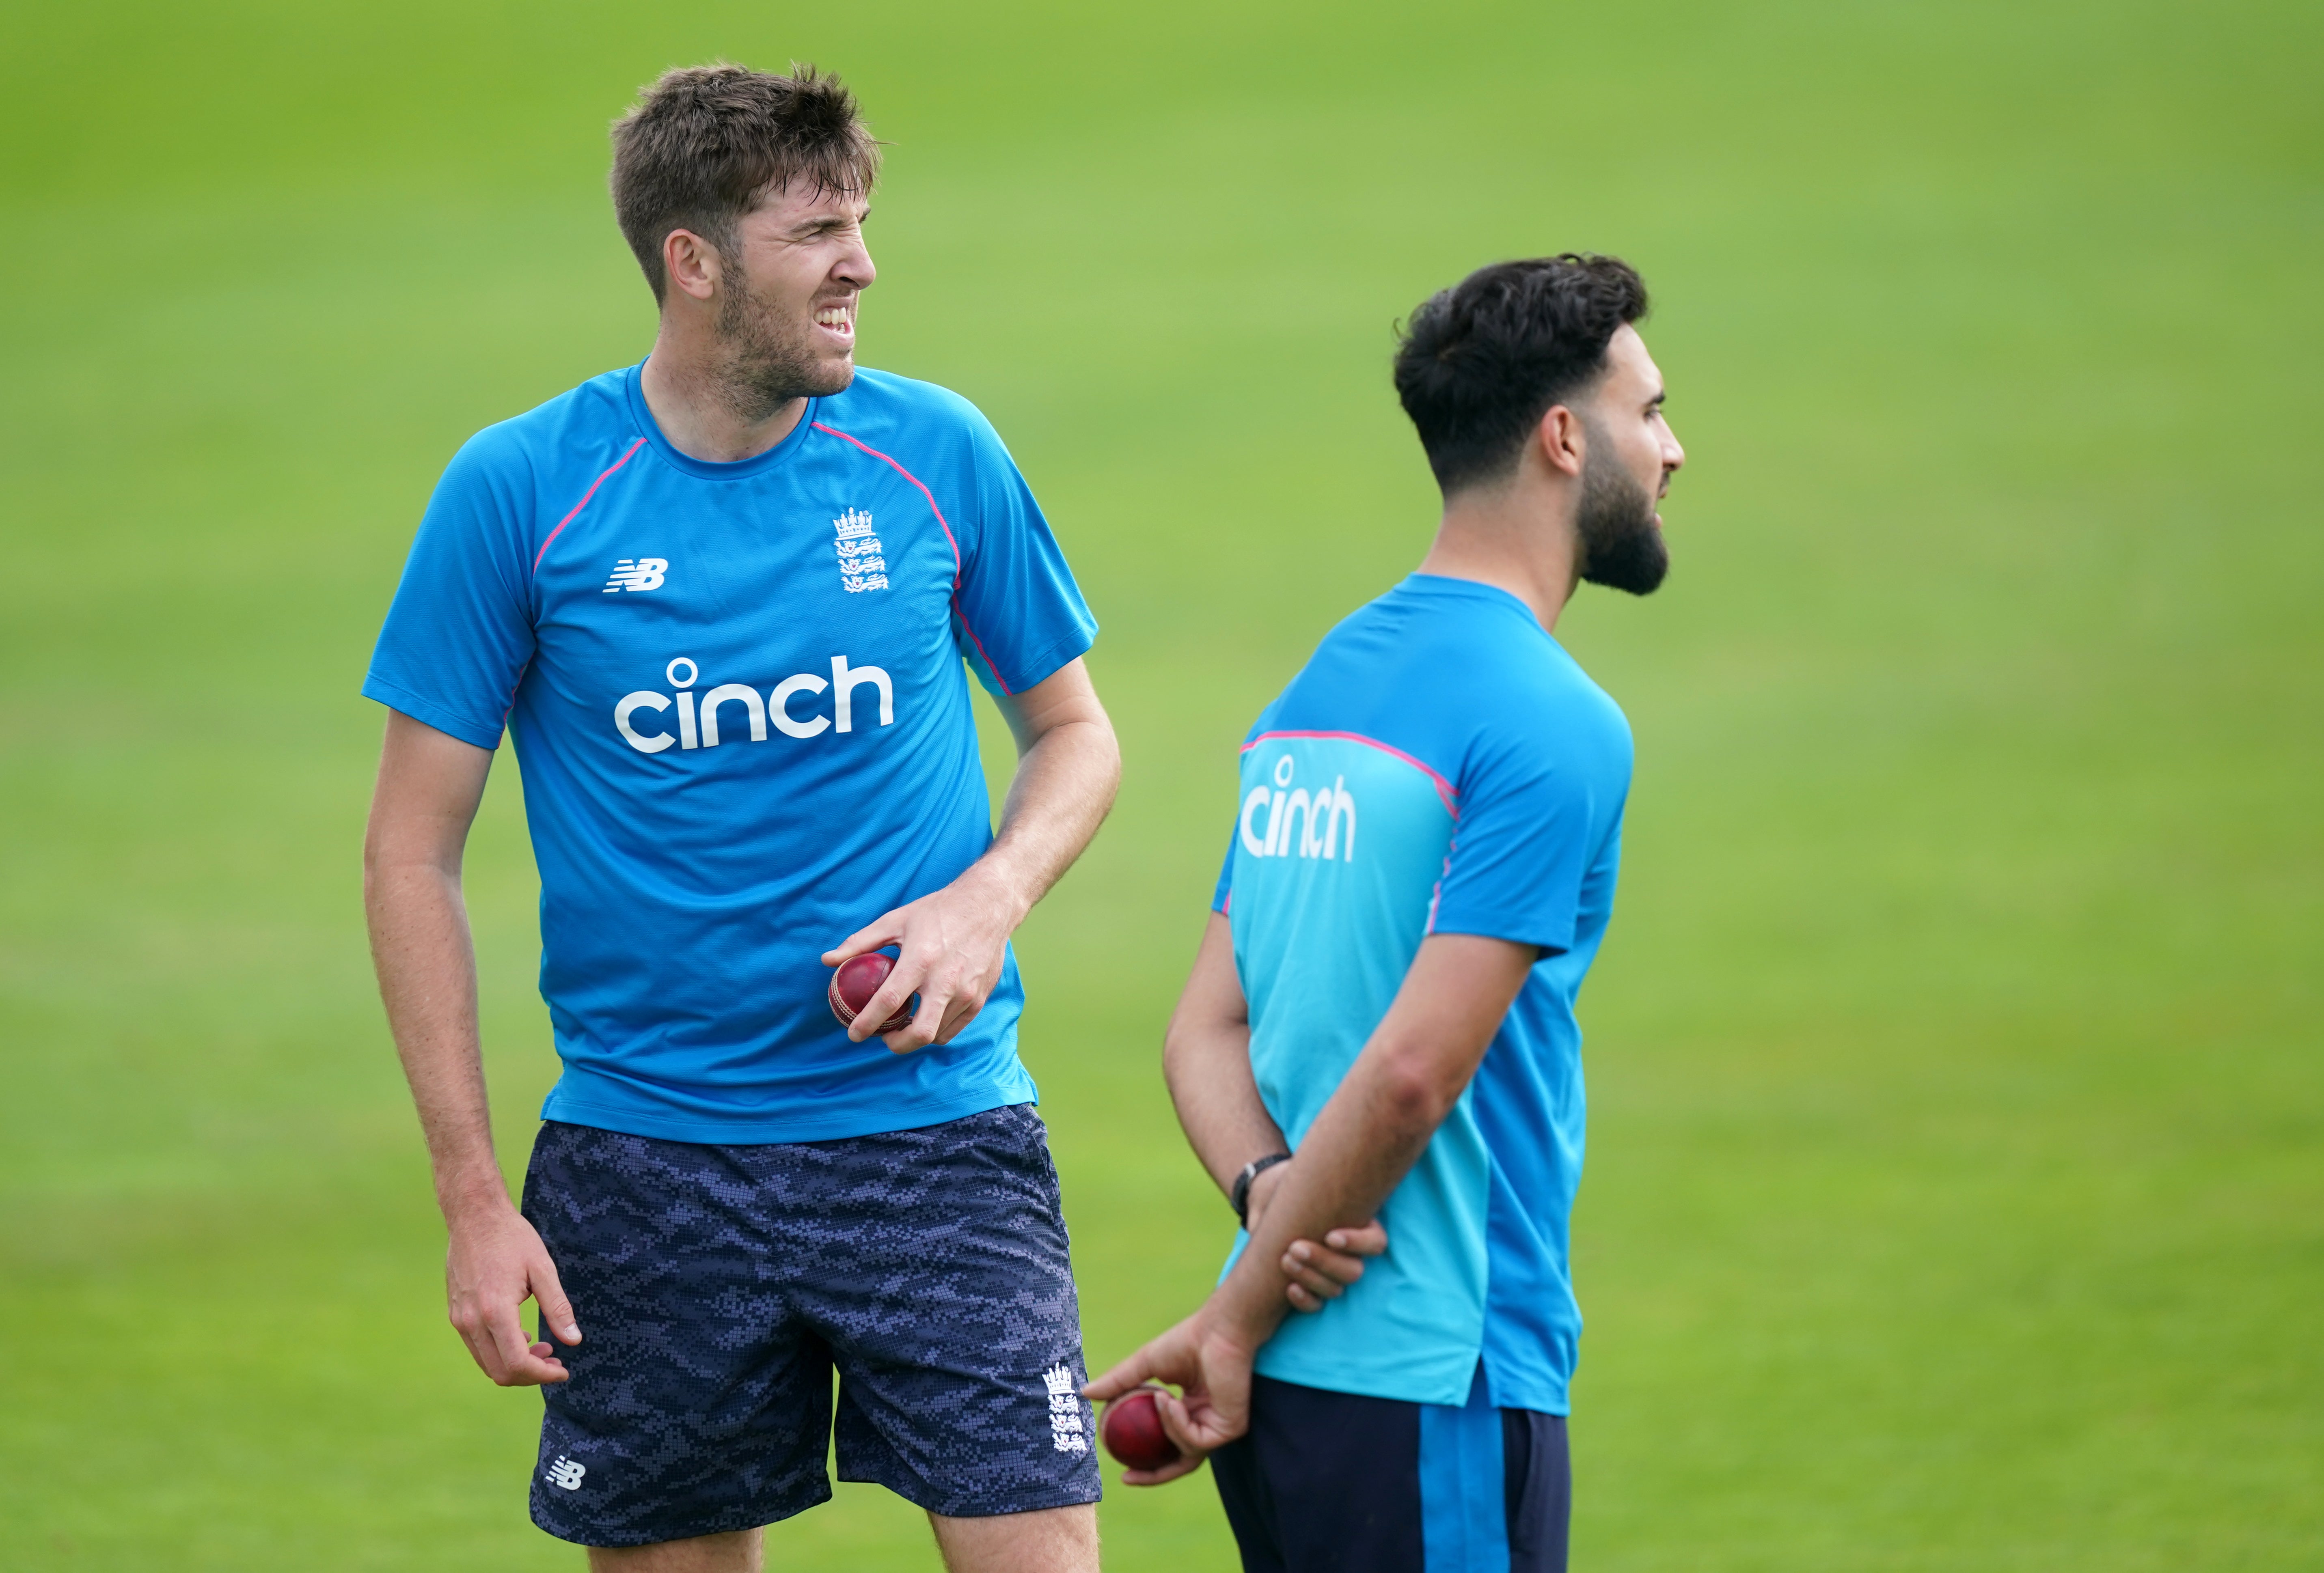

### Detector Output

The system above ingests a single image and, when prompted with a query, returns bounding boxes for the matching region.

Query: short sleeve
[947,408,1098,698]
[1426,727,1612,957]
[360,431,537,750]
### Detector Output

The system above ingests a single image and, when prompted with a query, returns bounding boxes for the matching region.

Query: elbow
[1161,1017,1192,1080]
[363,825,459,905]
[1161,1008,1232,1089]
[1372,1047,1465,1137]
[1090,717,1123,806]
[361,827,387,892]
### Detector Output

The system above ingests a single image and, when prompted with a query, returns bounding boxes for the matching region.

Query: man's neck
[638,333,807,464]
[1413,481,1580,633]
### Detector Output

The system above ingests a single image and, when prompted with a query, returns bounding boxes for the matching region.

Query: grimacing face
[708,183,876,418]
[1574,325,1685,595]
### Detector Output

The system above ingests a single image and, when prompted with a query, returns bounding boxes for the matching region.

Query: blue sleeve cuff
[361,674,505,751]
[967,620,1097,700]
[1424,912,1573,958]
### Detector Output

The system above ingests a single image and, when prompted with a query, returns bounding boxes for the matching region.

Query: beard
[1575,434,1670,596]
[711,261,855,422]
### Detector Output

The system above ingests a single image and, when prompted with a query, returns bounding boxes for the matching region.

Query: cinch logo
[604,558,667,593]
[1042,1363,1089,1455]
[613,655,894,755]
[833,509,889,594]
[1241,754,1356,861]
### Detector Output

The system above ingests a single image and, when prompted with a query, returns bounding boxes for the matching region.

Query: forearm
[1163,914,1286,1196]
[365,851,506,1220]
[1205,933,1537,1336]
[1083,942,1528,1460]
[1214,1041,1445,1334]
[1076,1023,1453,1456]
[1166,1020,1287,1195]
[1171,1008,1283,1189]
[975,708,1119,916]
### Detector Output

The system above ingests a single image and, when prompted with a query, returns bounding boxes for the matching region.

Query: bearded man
[1088,254,1685,1573]
[362,64,1118,1572]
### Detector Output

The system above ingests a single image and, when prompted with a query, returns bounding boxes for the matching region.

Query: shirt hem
[1253,1349,1571,1415]
[1254,1346,1482,1408]
[537,1081,1038,1146]
[1423,916,1575,957]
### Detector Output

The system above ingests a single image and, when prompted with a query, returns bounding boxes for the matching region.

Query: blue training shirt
[1215,574,1632,1413]
[364,363,1097,1144]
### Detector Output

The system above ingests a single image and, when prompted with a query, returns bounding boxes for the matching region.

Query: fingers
[933,987,985,1047]
[446,1211,577,1388]
[1280,1229,1384,1312]
[873,958,941,1052]
[851,927,944,1049]
[850,962,923,1047]
[531,1250,582,1347]
[1081,1349,1159,1404]
[481,1296,570,1386]
[1292,1238,1374,1286]
[454,1321,501,1378]
[1110,1388,1217,1484]
[821,911,904,970]
[1280,1240,1365,1305]
[835,883,1014,1050]
[1158,1388,1245,1455]
[1322,1219,1389,1257]
[1120,1450,1207,1487]
[871,936,995,1053]
[883,984,985,1054]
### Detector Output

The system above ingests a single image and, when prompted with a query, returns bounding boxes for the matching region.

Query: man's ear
[662,228,721,304]
[1534,403,1588,480]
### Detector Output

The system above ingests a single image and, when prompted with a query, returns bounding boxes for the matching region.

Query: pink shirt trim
[811,421,1013,697]
[532,438,645,576]
[1241,729,1460,819]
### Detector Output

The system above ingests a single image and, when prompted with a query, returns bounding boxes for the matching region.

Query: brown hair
[610,63,881,304]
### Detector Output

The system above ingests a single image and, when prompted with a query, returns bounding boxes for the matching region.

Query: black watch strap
[1230,1151,1294,1224]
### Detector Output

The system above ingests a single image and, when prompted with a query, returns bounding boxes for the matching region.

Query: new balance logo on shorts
[605,558,668,593]
[1044,1363,1089,1454]
[545,1456,587,1491]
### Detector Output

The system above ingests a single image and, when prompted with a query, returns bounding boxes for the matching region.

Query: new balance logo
[545,1457,587,1491]
[604,558,668,593]
[833,509,889,594]
[1042,1363,1089,1455]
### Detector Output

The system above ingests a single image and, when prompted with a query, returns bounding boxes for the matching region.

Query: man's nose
[839,243,876,290]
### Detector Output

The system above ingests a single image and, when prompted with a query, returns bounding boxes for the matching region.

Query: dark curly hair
[1393,254,1649,493]
[610,63,882,304]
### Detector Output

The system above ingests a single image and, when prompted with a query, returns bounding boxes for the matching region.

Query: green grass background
[2,1,2318,1567]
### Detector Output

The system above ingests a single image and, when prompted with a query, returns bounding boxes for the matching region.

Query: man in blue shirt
[363,66,1119,1571]
[1087,254,1686,1573]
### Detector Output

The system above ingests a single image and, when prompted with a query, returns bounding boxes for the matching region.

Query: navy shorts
[1210,1370,1569,1573]
[518,1106,1102,1548]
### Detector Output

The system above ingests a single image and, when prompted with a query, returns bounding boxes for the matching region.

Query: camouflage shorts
[520,1105,1101,1547]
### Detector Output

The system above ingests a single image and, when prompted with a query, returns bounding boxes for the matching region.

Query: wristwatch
[1230,1151,1293,1225]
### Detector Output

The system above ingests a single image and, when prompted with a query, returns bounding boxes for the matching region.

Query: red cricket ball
[828,952,917,1035]
[1101,1385,1184,1472]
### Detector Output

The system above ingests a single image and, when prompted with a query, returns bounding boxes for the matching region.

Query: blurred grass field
[2,1,2319,1568]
